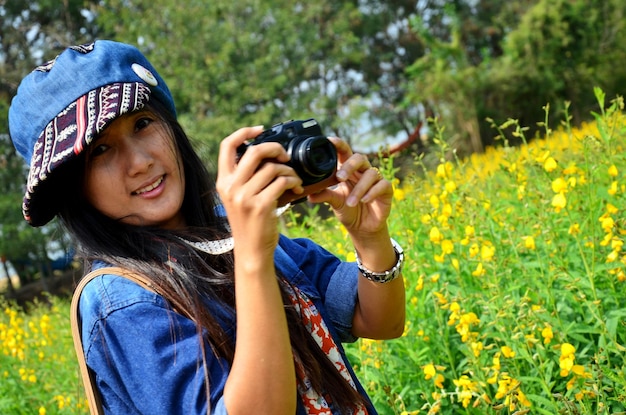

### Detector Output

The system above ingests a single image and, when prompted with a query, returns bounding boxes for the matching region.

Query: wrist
[355,238,404,284]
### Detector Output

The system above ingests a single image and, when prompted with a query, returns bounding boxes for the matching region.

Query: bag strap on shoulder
[70,266,155,415]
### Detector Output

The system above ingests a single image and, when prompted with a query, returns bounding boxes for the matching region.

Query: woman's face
[83,110,186,229]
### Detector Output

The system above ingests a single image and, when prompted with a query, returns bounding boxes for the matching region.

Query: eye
[135,116,154,132]
[88,143,109,158]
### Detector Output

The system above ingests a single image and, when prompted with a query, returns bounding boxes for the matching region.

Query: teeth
[134,176,163,195]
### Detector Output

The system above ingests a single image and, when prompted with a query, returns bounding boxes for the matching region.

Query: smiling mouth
[132,176,164,195]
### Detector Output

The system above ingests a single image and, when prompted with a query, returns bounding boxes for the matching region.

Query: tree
[91,0,436,160]
[405,0,626,157]
[489,0,626,128]
[0,1,98,289]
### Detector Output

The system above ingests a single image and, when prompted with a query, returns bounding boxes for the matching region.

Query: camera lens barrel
[238,119,338,186]
[291,136,337,182]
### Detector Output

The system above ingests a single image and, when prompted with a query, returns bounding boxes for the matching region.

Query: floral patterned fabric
[284,280,368,415]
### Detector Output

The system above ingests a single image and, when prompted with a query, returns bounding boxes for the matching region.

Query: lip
[132,175,165,197]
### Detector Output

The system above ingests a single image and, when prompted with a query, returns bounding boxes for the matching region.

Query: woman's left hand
[310,138,405,341]
[307,138,393,237]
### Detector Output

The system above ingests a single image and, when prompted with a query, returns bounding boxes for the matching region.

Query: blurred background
[1,0,625,300]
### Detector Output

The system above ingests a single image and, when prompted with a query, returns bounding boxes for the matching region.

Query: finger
[218,126,265,174]
[248,162,303,195]
[328,136,353,161]
[360,173,393,204]
[346,167,388,207]
[335,152,371,182]
[235,142,291,177]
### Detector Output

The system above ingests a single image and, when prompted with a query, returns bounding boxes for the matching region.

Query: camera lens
[294,136,337,180]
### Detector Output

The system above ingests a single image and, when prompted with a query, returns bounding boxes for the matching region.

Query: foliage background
[2,2,626,413]
[2,0,626,281]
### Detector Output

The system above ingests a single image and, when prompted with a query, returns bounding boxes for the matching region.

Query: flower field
[2,90,626,414]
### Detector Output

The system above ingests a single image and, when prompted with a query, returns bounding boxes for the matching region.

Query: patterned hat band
[23,82,151,225]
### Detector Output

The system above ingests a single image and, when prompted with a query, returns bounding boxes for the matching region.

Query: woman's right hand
[216,126,304,260]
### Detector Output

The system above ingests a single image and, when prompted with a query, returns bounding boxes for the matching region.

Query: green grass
[2,89,626,414]
[0,296,86,415]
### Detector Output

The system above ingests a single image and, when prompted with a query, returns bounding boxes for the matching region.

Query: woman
[9,40,405,415]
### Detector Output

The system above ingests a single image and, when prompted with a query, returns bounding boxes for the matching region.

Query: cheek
[82,167,121,211]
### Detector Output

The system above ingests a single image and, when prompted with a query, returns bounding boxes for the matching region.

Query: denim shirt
[78,235,377,414]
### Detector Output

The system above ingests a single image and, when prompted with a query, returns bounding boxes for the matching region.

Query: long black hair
[57,99,368,413]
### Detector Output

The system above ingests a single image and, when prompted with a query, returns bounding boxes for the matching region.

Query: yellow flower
[440,203,453,218]
[429,227,443,243]
[606,203,619,214]
[609,164,619,177]
[469,243,479,258]
[456,312,480,342]
[541,326,554,345]
[434,373,445,389]
[462,225,475,243]
[433,291,447,305]
[535,150,550,163]
[552,192,567,211]
[517,390,531,407]
[559,342,576,376]
[563,163,579,175]
[551,177,568,193]
[568,223,581,235]
[501,345,516,358]
[444,180,456,193]
[492,354,501,371]
[524,236,536,250]
[608,181,618,196]
[415,275,424,291]
[393,186,406,201]
[600,216,615,233]
[39,407,46,415]
[429,194,440,209]
[480,243,496,261]
[465,225,476,238]
[471,341,483,357]
[453,376,478,408]
[572,365,587,376]
[544,157,558,172]
[472,262,485,277]
[561,342,576,356]
[441,239,454,255]
[423,364,436,380]
[436,163,447,179]
[517,183,526,200]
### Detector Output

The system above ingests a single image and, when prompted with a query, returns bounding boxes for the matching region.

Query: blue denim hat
[8,40,176,226]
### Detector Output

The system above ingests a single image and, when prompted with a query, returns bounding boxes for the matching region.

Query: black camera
[236,119,337,186]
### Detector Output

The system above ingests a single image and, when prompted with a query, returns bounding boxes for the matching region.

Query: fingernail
[347,195,358,207]
[336,170,348,180]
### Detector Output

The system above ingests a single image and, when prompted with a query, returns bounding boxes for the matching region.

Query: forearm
[350,230,406,339]
[224,254,296,414]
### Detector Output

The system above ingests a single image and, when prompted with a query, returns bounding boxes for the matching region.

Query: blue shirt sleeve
[79,274,230,415]
[277,235,359,343]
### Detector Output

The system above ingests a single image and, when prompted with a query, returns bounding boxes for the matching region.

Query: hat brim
[23,82,151,226]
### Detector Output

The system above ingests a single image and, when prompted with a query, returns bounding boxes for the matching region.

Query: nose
[124,140,153,176]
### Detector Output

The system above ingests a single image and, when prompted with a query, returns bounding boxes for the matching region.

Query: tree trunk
[1,256,16,296]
